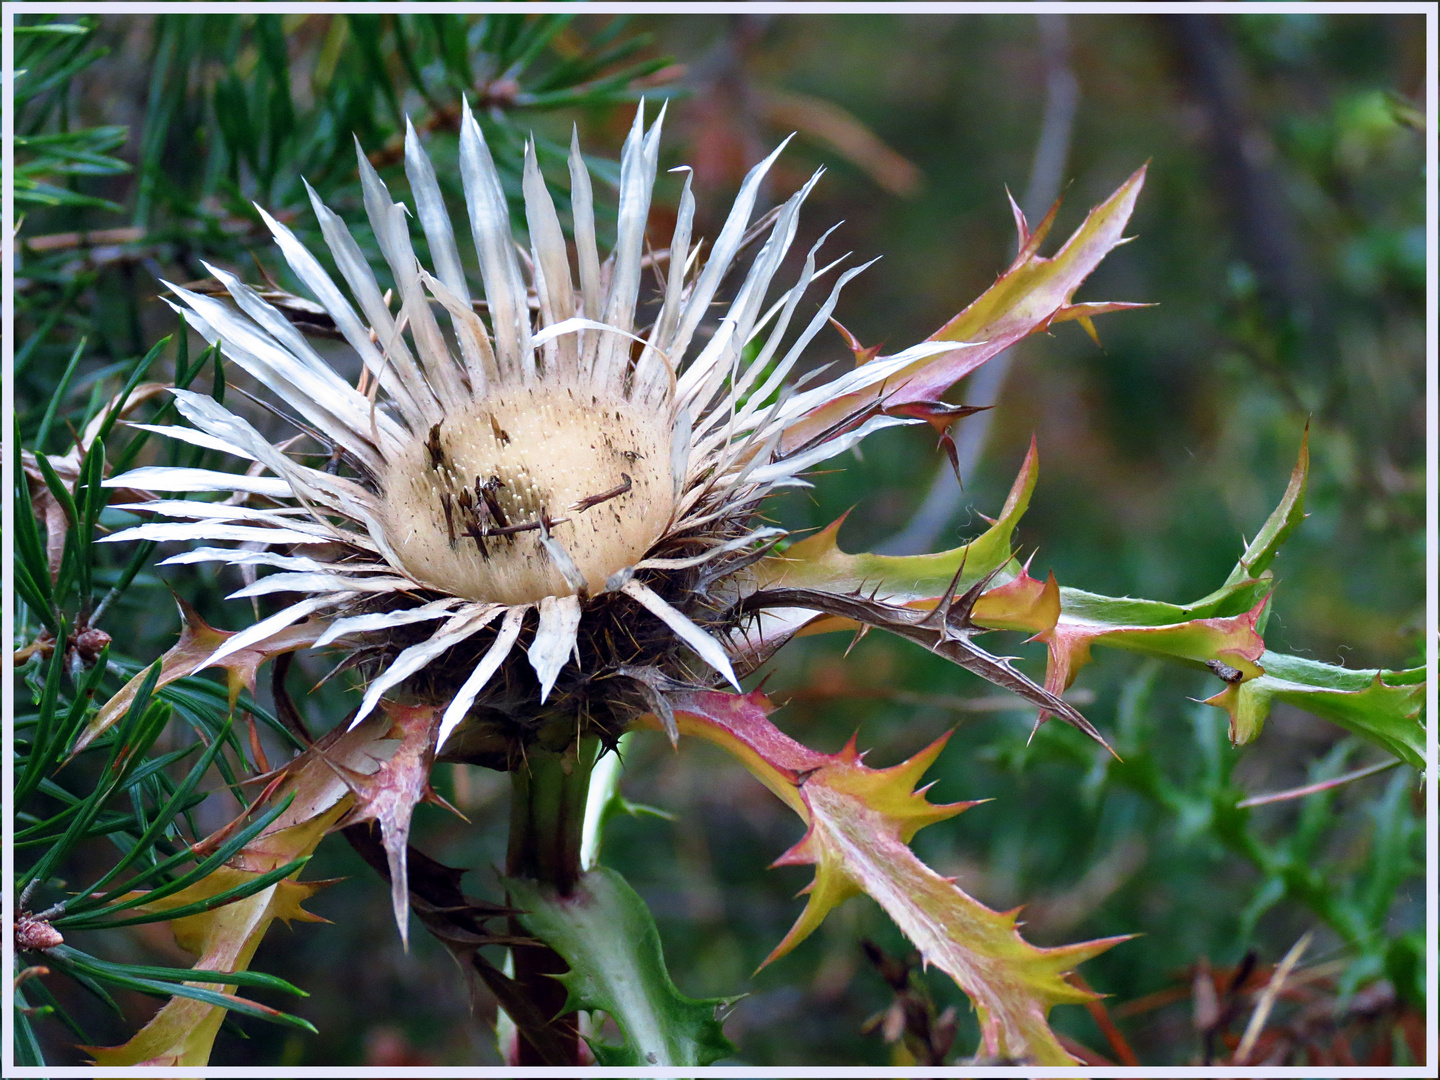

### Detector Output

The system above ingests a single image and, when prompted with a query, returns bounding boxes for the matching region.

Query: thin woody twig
[1071,972,1140,1065]
[22,214,262,261]
[21,225,144,252]
[1234,931,1312,1064]
[1237,759,1401,808]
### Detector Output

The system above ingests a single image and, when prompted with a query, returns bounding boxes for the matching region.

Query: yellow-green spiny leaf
[778,166,1148,452]
[755,436,1038,615]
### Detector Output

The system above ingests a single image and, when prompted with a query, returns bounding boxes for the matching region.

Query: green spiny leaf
[1224,424,1309,588]
[506,867,736,1067]
[1205,652,1424,766]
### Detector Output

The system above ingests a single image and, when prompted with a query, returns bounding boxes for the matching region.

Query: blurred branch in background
[756,86,923,198]
[1166,12,1324,429]
[880,13,1076,555]
[679,13,923,213]
[1170,14,1315,325]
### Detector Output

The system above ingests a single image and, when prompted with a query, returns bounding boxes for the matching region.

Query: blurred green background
[12,10,1426,1066]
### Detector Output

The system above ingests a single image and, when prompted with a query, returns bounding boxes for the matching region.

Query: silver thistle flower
[104,101,1123,761]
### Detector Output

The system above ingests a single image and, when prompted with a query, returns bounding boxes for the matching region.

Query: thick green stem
[507,739,596,893]
[505,737,598,1065]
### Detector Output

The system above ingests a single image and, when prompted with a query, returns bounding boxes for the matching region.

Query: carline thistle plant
[92,99,1158,1065]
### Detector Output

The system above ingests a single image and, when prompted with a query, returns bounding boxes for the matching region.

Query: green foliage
[507,868,736,1067]
[135,12,667,221]
[44,945,315,1034]
[1096,663,1425,1007]
[1213,652,1424,765]
[14,19,130,212]
[11,640,317,1047]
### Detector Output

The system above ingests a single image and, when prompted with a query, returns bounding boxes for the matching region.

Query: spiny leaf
[780,166,1148,452]
[743,442,1099,747]
[1205,654,1424,767]
[1222,422,1309,588]
[757,435,1038,605]
[655,689,1128,1066]
[743,580,1108,750]
[73,596,330,755]
[327,702,458,948]
[828,316,884,365]
[763,432,1421,757]
[506,868,735,1067]
[977,567,1269,712]
[740,437,1040,672]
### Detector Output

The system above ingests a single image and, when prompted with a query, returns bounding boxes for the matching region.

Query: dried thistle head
[379,389,671,604]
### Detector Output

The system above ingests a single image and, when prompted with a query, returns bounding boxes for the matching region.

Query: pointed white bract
[105,466,294,498]
[351,605,502,728]
[107,103,925,746]
[313,597,464,648]
[620,579,739,690]
[438,606,526,750]
[528,594,584,702]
